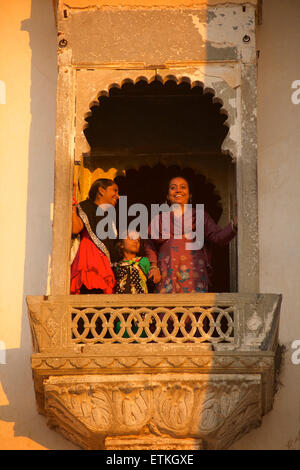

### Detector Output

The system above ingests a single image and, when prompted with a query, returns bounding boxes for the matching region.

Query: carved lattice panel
[70,305,235,344]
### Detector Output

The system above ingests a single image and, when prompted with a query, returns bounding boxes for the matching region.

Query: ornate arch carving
[81,74,232,164]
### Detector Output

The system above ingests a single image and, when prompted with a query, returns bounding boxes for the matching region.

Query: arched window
[74,77,237,292]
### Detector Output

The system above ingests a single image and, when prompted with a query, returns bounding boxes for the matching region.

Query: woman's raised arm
[204,211,237,246]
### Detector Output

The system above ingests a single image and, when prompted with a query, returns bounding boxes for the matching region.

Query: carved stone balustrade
[27,293,281,450]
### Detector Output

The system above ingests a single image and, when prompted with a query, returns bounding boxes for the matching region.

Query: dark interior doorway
[83,77,229,157]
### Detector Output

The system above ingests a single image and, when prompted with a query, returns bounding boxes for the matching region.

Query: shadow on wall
[0,0,78,449]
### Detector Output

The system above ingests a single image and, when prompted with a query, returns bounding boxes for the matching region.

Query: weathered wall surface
[59,4,255,65]
[59,0,257,7]
[231,0,300,449]
[0,0,299,450]
[0,0,77,449]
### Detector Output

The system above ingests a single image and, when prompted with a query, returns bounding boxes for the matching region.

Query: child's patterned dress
[114,257,151,339]
[115,257,150,294]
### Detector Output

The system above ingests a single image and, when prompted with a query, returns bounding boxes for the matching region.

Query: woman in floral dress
[145,176,237,293]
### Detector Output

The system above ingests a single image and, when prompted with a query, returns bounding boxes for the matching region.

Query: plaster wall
[231,0,300,449]
[58,0,257,7]
[0,0,77,450]
[0,0,299,450]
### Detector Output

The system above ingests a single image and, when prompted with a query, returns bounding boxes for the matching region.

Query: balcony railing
[27,292,281,450]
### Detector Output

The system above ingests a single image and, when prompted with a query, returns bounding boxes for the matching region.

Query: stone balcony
[27,292,281,450]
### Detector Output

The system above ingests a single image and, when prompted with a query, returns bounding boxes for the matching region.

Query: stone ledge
[27,293,282,352]
[27,292,281,449]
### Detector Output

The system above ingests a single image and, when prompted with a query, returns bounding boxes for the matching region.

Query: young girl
[114,231,152,294]
[114,231,154,339]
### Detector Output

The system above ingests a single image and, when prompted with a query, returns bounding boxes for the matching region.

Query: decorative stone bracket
[27,293,281,450]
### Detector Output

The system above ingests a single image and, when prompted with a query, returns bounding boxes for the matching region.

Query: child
[113,231,154,339]
[114,231,152,294]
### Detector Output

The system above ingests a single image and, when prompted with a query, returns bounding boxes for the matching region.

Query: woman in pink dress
[145,176,237,293]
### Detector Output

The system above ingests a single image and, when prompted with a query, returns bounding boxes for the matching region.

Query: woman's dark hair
[88,178,116,202]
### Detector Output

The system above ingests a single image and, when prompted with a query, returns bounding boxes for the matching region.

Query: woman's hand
[231,216,238,232]
[148,266,161,284]
[232,202,238,232]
